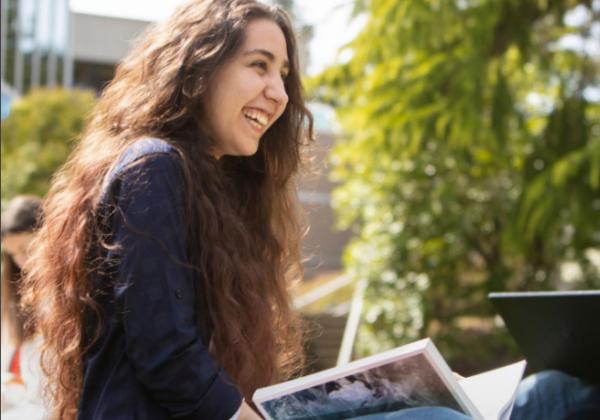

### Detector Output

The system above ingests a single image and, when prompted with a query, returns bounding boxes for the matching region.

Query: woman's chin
[230,141,261,157]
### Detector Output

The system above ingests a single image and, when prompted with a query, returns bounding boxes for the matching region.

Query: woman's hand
[238,400,262,420]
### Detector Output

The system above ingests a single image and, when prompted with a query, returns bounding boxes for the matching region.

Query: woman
[21,1,310,418]
[20,1,597,419]
[1,195,45,417]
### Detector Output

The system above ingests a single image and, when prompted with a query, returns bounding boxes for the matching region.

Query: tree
[310,0,599,371]
[1,88,96,204]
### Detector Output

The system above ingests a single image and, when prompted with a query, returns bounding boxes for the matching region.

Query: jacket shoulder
[100,138,182,204]
[114,137,180,173]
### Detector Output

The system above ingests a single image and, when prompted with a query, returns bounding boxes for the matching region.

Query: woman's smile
[242,106,271,132]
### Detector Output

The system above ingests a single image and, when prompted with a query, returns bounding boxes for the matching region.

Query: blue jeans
[510,370,600,420]
[351,407,470,420]
[350,370,600,420]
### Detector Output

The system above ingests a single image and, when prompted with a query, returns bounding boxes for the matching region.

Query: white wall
[71,12,149,64]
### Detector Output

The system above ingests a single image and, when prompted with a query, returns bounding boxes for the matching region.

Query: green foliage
[1,89,96,203]
[311,0,599,370]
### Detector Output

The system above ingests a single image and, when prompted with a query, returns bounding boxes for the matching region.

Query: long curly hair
[20,1,313,418]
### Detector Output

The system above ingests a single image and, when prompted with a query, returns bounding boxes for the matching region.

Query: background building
[1,0,149,94]
[1,0,71,93]
[70,12,148,91]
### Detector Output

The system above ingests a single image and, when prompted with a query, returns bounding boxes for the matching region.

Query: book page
[459,361,526,420]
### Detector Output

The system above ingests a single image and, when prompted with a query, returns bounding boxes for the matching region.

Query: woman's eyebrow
[243,49,289,70]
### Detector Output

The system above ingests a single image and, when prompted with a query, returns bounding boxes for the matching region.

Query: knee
[515,369,600,419]
[514,369,575,409]
[533,369,571,384]
[522,369,577,394]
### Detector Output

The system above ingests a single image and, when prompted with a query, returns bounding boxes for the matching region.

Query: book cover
[253,338,525,420]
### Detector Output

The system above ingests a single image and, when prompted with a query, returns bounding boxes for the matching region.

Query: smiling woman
[204,19,290,158]
[18,1,313,419]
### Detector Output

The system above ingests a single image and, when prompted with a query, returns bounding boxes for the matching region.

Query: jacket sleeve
[109,152,243,419]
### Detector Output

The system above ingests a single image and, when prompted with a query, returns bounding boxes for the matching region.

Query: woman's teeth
[243,108,268,129]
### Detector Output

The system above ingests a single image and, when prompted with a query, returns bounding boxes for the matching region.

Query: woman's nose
[265,75,288,106]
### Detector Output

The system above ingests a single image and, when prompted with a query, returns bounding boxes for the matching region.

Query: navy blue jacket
[78,138,243,419]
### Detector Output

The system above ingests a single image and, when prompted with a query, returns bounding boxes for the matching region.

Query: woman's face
[2,232,34,268]
[204,18,290,158]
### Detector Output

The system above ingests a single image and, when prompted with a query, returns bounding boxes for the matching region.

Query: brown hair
[20,0,313,418]
[1,195,42,347]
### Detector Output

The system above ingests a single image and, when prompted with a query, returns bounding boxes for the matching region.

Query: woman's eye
[252,61,268,72]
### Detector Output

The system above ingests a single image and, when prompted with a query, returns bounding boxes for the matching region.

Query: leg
[351,407,472,420]
[510,370,600,420]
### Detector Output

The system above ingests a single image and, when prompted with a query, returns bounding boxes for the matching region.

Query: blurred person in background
[1,195,46,419]
[20,0,311,419]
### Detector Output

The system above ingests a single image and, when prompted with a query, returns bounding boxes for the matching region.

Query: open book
[253,339,526,420]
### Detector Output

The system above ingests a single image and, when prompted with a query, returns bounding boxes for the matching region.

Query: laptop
[489,290,600,383]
